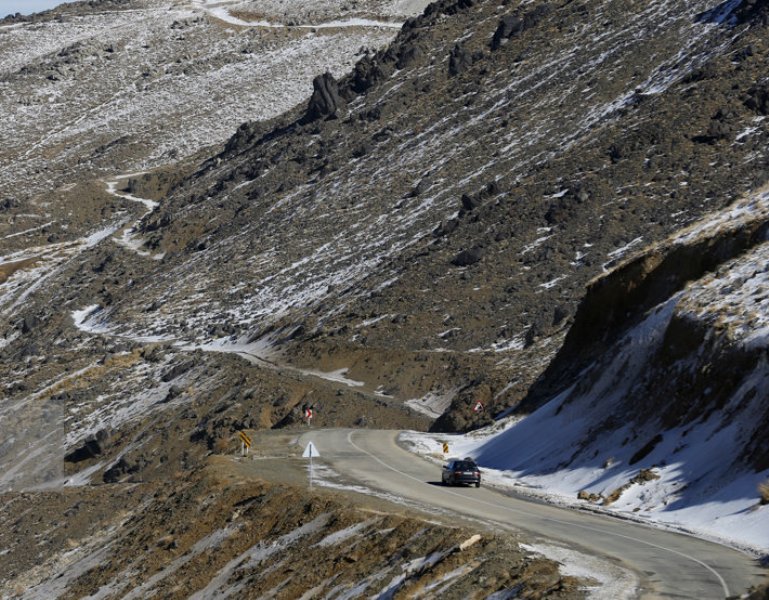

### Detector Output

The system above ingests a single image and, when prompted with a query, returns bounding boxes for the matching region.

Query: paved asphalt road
[298,428,766,599]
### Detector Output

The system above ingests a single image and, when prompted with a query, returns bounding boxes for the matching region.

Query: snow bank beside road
[401,278,769,556]
[403,415,769,557]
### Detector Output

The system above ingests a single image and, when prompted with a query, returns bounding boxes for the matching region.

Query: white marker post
[302,441,320,489]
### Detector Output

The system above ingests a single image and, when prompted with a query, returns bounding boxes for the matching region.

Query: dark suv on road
[441,458,481,487]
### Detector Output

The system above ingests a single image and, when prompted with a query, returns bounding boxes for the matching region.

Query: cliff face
[522,190,769,417]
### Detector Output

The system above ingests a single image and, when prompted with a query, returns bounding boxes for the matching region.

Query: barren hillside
[2,0,769,596]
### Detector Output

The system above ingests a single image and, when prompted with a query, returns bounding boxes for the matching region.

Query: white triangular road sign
[302,441,320,458]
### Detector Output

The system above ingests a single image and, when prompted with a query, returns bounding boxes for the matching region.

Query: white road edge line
[345,430,731,599]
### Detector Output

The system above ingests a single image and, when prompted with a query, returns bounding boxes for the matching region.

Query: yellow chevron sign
[238,431,252,449]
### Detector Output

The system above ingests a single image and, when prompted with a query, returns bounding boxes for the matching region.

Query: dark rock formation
[746,82,769,115]
[491,15,524,50]
[490,4,551,50]
[448,43,472,76]
[306,72,346,121]
[734,0,769,25]
[451,246,484,266]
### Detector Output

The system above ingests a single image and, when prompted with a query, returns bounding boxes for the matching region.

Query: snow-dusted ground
[521,542,638,600]
[0,0,427,493]
[0,0,404,215]
[192,0,431,23]
[78,0,768,360]
[104,175,165,259]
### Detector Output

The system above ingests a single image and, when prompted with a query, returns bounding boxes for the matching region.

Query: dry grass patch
[759,479,769,505]
[0,257,39,284]
[43,348,146,399]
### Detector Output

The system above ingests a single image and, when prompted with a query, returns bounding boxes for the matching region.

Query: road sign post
[302,441,320,489]
[238,431,252,456]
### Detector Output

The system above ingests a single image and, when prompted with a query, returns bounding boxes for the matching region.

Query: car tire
[475,482,480,488]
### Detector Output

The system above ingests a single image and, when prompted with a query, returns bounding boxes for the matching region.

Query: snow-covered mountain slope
[82,0,769,429]
[4,0,769,482]
[0,0,404,243]
[405,187,769,554]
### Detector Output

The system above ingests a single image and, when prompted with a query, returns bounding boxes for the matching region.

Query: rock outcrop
[305,72,346,122]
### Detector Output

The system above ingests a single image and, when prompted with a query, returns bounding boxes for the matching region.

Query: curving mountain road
[297,429,765,599]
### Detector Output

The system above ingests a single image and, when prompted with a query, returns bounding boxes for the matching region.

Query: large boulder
[451,246,484,267]
[491,15,523,50]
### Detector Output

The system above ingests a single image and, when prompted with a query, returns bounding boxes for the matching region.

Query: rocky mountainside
[2,0,769,595]
[95,0,769,429]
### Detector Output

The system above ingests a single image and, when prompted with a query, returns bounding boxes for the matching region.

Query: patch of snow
[420,563,476,596]
[678,242,769,348]
[673,189,769,246]
[603,237,644,270]
[521,233,554,256]
[71,305,114,334]
[193,336,277,366]
[469,333,527,353]
[405,390,456,419]
[314,519,376,548]
[83,225,119,248]
[301,367,365,388]
[2,221,56,239]
[360,313,393,327]
[188,514,330,600]
[62,461,104,487]
[538,275,567,290]
[521,542,638,600]
[116,525,244,600]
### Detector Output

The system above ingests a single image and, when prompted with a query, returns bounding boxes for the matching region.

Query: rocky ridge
[1,454,583,599]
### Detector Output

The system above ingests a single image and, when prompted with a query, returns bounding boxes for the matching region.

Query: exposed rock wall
[517,189,769,470]
[522,206,769,413]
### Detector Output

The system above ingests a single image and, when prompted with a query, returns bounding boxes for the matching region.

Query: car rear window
[455,461,477,470]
